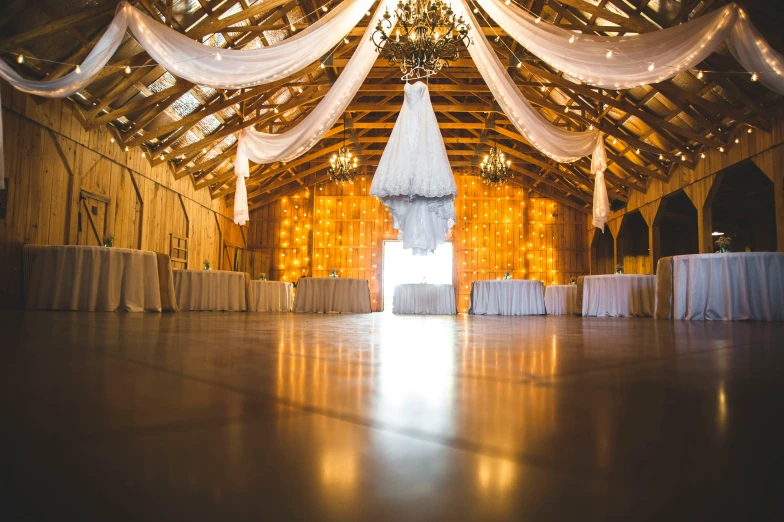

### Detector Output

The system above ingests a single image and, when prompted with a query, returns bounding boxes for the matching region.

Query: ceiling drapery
[473,0,784,94]
[0,0,781,231]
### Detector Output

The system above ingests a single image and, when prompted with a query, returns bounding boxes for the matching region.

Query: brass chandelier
[479,142,512,185]
[328,126,358,184]
[371,0,471,80]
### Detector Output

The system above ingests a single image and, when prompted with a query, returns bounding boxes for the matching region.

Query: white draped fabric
[392,284,457,314]
[0,0,381,192]
[293,277,372,313]
[173,269,248,311]
[582,274,656,317]
[544,284,578,316]
[668,253,784,321]
[469,280,546,315]
[26,245,162,312]
[247,280,293,312]
[472,0,784,95]
[457,0,610,229]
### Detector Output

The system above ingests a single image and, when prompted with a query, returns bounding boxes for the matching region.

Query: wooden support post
[685,174,723,254]
[608,219,622,267]
[126,168,144,249]
[640,200,662,274]
[177,194,190,269]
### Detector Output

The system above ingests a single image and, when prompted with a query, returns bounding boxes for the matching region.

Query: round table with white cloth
[667,252,784,321]
[469,280,545,316]
[247,280,293,312]
[174,269,247,311]
[582,274,656,317]
[293,277,372,314]
[392,284,456,315]
[25,245,162,312]
[544,285,578,315]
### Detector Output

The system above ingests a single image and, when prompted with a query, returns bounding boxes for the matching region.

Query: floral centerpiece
[259,273,266,281]
[569,276,576,285]
[715,236,731,253]
[203,259,211,270]
[615,263,624,274]
[329,267,339,278]
[102,234,114,248]
[504,270,512,280]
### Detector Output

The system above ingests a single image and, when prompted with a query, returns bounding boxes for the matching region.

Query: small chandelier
[479,143,512,185]
[371,0,471,80]
[328,126,358,184]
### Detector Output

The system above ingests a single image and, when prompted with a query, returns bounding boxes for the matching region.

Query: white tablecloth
[393,284,456,314]
[293,277,372,313]
[668,253,784,321]
[469,280,545,316]
[26,245,162,312]
[174,270,247,311]
[247,281,293,312]
[582,274,656,317]
[544,285,578,315]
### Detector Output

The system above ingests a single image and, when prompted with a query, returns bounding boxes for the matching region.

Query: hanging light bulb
[748,128,753,133]
[648,63,655,71]
[750,72,758,81]
[605,50,613,58]
[719,146,725,152]
[535,17,541,23]
[697,70,704,79]
[16,55,24,64]
[568,35,575,44]
[290,23,296,32]
[125,65,131,74]
[322,5,328,12]
[659,154,663,160]
[75,65,81,74]
[700,152,706,159]
[343,37,349,44]
[635,148,640,154]
[110,138,115,143]
[216,53,221,61]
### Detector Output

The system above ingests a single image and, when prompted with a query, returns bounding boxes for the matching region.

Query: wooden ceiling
[2,0,782,214]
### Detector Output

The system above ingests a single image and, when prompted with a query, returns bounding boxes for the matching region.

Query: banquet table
[25,245,171,312]
[469,280,545,316]
[655,253,784,321]
[173,269,248,311]
[293,277,372,314]
[247,280,293,312]
[582,274,656,317]
[544,285,578,316]
[393,284,456,315]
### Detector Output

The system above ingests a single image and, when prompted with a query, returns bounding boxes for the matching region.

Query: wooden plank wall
[0,84,245,307]
[249,174,589,313]
[599,108,784,263]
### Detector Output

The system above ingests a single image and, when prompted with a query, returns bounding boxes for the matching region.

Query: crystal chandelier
[479,143,512,185]
[371,0,471,80]
[328,126,358,184]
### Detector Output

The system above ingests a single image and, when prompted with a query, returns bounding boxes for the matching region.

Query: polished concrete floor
[1,311,783,521]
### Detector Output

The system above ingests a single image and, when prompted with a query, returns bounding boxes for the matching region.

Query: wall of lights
[249,174,589,313]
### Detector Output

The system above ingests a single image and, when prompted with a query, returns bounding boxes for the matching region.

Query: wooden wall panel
[600,109,784,254]
[249,174,590,313]
[0,84,244,308]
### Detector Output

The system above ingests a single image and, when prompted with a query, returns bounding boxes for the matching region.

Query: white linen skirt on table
[392,284,456,314]
[582,274,656,317]
[174,270,247,311]
[469,280,545,316]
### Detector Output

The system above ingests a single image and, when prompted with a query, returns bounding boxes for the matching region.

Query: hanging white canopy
[0,0,375,190]
[0,0,781,232]
[457,0,610,230]
[472,0,784,94]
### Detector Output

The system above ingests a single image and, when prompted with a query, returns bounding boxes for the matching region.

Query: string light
[719,147,725,152]
[125,65,131,74]
[750,72,758,81]
[697,70,704,79]
[322,5,328,11]
[16,55,23,64]
[701,152,706,159]
[605,50,613,59]
[216,53,221,61]
[568,35,575,44]
[75,65,81,74]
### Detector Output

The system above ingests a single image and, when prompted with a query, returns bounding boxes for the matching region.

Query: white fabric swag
[473,0,784,95]
[0,0,376,190]
[233,0,398,224]
[457,0,610,230]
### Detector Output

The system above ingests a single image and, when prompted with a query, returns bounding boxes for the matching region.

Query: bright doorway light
[382,241,453,310]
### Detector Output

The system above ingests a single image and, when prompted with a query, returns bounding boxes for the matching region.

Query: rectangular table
[582,274,656,317]
[469,280,545,316]
[293,277,372,314]
[544,285,578,316]
[174,270,248,311]
[247,280,293,312]
[25,245,173,312]
[655,253,784,321]
[393,284,456,315]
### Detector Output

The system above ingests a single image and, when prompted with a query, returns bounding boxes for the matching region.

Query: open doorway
[382,241,453,311]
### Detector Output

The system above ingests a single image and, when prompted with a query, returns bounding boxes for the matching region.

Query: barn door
[77,191,109,246]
